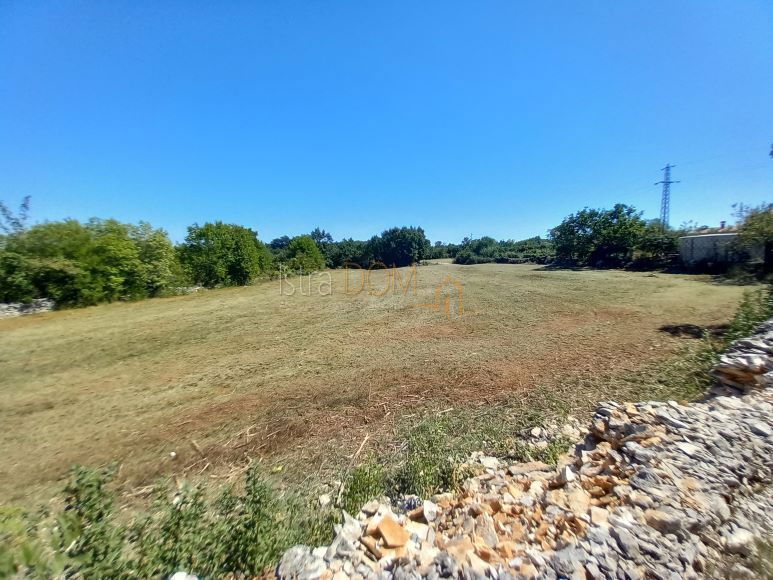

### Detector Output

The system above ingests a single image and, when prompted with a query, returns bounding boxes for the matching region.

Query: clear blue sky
[1,1,771,244]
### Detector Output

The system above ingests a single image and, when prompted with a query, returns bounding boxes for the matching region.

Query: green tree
[309,227,333,246]
[371,226,430,267]
[285,235,326,272]
[130,222,187,295]
[0,252,35,302]
[636,220,679,259]
[550,204,645,266]
[324,238,372,268]
[269,236,291,250]
[1,218,181,305]
[0,195,31,235]
[735,203,773,272]
[179,222,268,287]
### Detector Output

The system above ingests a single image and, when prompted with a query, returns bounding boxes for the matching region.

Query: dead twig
[125,485,154,498]
[189,439,206,458]
[336,433,370,507]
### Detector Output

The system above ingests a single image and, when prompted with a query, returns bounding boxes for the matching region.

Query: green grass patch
[340,389,573,504]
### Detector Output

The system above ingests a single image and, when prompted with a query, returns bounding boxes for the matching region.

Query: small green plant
[53,464,125,577]
[750,539,773,578]
[536,436,573,465]
[389,415,458,498]
[725,284,773,342]
[341,462,386,515]
[1,464,336,578]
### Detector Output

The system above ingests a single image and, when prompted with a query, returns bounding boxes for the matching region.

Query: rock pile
[279,321,773,579]
[713,320,773,393]
[0,298,54,318]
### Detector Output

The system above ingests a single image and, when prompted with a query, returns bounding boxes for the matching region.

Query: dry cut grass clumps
[2,284,771,577]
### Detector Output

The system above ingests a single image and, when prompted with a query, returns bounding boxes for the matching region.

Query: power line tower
[655,164,679,230]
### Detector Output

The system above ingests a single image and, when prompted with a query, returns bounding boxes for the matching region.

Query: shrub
[341,463,386,515]
[330,238,373,269]
[371,226,430,267]
[453,236,554,265]
[550,204,646,266]
[735,202,773,273]
[1,219,182,306]
[178,222,270,287]
[285,235,326,272]
[3,465,336,578]
[0,252,35,302]
[131,222,187,296]
[725,284,773,342]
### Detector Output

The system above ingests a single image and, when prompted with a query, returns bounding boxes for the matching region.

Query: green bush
[178,222,271,287]
[285,235,326,272]
[549,204,646,267]
[370,226,430,267]
[321,238,373,269]
[341,463,386,515]
[1,219,183,306]
[454,236,554,265]
[2,465,335,578]
[725,284,773,342]
[735,203,773,273]
[0,252,35,302]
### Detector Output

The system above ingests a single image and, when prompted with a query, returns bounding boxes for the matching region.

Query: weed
[536,436,574,465]
[725,284,773,342]
[750,539,773,578]
[388,415,458,498]
[341,462,386,515]
[341,392,571,505]
[2,464,336,578]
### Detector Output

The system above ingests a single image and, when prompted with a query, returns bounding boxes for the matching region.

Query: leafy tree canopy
[371,226,430,267]
[285,235,326,272]
[179,222,271,287]
[1,218,182,305]
[549,204,646,266]
[0,195,30,235]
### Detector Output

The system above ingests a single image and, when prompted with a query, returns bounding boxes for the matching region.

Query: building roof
[679,232,738,239]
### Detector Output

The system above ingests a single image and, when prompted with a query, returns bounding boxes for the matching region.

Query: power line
[655,164,679,230]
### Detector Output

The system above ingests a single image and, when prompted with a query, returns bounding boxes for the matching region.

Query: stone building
[679,232,763,266]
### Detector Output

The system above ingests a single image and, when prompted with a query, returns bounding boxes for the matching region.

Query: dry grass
[0,263,746,505]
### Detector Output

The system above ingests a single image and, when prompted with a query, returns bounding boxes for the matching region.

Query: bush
[285,235,326,272]
[2,465,335,578]
[341,463,386,515]
[178,222,271,287]
[323,238,373,269]
[735,203,773,273]
[453,236,554,265]
[725,284,773,342]
[370,226,430,267]
[1,219,183,306]
[0,252,35,302]
[549,204,646,267]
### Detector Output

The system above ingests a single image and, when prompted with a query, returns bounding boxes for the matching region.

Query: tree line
[0,201,439,306]
[454,202,772,271]
[1,197,769,308]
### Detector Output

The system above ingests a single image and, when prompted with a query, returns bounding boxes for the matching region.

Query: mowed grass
[0,264,746,504]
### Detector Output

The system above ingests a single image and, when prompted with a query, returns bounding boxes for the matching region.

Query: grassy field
[0,263,747,505]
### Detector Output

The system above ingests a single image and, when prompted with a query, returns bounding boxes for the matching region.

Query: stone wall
[0,298,54,319]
